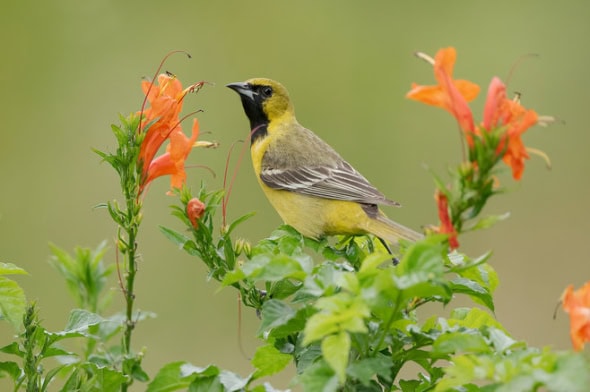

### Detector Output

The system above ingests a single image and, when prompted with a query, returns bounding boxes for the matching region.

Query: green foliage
[0,63,586,391]
[48,241,114,313]
[156,184,590,391]
[0,262,28,331]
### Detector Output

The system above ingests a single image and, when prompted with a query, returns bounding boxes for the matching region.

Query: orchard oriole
[227,78,422,254]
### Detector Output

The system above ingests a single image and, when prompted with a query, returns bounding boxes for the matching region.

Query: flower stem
[120,180,141,392]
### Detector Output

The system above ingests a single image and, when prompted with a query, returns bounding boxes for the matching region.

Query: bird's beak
[226,82,255,101]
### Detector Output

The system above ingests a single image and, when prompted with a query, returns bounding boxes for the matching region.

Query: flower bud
[186,198,205,229]
[234,238,252,258]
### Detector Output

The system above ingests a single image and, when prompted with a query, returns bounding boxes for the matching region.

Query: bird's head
[226,78,294,132]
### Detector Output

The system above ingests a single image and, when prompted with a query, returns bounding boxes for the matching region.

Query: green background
[1,0,589,389]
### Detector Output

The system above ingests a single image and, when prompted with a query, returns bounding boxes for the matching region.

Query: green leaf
[59,362,128,392]
[220,268,246,286]
[347,355,392,386]
[0,361,22,382]
[0,276,26,331]
[394,239,445,290]
[189,376,223,392]
[458,262,499,297]
[269,279,301,300]
[242,254,311,282]
[0,342,23,357]
[434,354,478,391]
[148,362,220,392]
[485,327,522,353]
[225,211,256,236]
[297,360,339,392]
[303,294,369,344]
[218,370,250,391]
[544,352,590,392]
[433,331,491,355]
[295,343,322,374]
[448,307,506,332]
[321,332,350,384]
[0,263,28,276]
[251,343,292,379]
[450,277,494,311]
[359,253,392,275]
[159,226,192,249]
[465,212,510,231]
[258,300,296,335]
[63,309,104,334]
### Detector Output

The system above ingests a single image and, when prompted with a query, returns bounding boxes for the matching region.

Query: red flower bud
[187,198,205,228]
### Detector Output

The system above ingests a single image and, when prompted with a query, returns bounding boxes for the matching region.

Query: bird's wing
[260,160,400,206]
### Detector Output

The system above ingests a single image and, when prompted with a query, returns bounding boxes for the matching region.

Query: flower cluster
[407,47,551,249]
[138,73,215,195]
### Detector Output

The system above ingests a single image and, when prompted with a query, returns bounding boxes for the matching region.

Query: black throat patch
[238,94,269,144]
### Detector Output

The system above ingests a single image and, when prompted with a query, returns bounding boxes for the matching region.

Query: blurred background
[1,0,589,389]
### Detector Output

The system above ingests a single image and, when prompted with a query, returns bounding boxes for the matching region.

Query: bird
[226,78,422,256]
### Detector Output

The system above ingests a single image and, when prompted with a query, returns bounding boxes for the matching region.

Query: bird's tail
[367,214,424,245]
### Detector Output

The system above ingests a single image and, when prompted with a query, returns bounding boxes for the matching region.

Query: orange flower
[434,190,459,250]
[137,74,207,194]
[480,77,539,180]
[562,282,590,351]
[187,197,206,228]
[407,47,480,134]
[142,119,200,195]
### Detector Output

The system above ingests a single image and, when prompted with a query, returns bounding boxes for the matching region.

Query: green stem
[121,188,140,392]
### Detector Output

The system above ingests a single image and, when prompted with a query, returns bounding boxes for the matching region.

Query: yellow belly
[260,181,371,239]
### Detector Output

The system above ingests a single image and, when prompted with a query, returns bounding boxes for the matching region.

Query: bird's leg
[378,237,399,266]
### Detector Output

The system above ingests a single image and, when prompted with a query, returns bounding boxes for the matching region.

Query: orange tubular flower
[142,119,200,195]
[407,47,480,134]
[480,77,539,180]
[434,190,459,250]
[562,282,590,351]
[137,74,207,195]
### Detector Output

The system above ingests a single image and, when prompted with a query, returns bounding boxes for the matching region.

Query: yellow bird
[227,78,422,255]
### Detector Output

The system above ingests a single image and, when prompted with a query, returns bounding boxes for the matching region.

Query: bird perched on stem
[227,78,422,257]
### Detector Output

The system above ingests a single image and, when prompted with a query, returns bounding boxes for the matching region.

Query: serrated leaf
[252,343,292,379]
[0,276,26,331]
[322,332,350,384]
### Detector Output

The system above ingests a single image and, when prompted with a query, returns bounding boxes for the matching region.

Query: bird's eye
[261,86,273,98]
